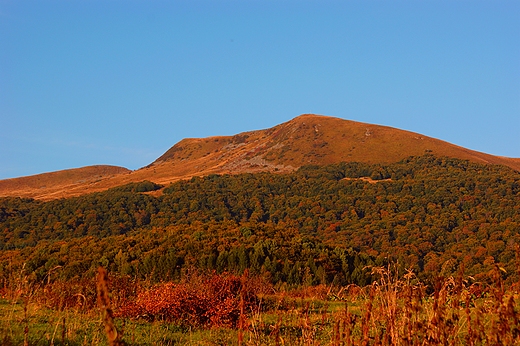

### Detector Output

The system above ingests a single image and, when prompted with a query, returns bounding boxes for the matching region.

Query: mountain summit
[1,114,519,199]
[152,114,520,172]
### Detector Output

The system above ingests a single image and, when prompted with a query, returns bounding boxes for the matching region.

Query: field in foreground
[1,266,519,346]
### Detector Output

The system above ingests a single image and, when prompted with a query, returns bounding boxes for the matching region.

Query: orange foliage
[116,272,267,328]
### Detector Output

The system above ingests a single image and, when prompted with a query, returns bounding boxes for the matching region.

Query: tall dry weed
[96,266,124,346]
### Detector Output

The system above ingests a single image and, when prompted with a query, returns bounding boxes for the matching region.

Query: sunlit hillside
[1,114,519,200]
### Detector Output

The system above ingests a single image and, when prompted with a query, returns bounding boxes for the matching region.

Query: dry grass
[1,265,520,345]
[0,165,130,200]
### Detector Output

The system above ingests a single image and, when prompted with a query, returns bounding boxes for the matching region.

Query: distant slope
[1,114,519,200]
[0,165,131,200]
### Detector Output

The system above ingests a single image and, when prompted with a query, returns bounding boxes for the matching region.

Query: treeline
[1,155,519,287]
[1,223,378,289]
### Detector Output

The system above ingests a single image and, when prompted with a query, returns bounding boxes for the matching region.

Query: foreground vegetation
[1,265,519,345]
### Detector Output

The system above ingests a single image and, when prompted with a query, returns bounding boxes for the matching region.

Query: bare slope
[0,165,131,200]
[1,114,519,200]
[148,114,520,174]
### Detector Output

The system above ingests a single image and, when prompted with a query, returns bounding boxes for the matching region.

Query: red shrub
[117,272,266,328]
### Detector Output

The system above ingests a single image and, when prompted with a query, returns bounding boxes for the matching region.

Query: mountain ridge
[0,165,131,200]
[1,114,519,200]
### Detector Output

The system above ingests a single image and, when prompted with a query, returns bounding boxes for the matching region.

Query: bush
[117,271,268,328]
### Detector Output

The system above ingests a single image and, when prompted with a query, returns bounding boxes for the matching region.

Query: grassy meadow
[1,265,519,345]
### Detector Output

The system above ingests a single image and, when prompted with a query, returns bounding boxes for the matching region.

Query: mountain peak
[1,114,519,200]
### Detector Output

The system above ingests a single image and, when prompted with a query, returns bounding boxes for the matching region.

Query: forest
[1,154,519,289]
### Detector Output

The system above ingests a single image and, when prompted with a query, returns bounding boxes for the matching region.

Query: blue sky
[1,0,519,179]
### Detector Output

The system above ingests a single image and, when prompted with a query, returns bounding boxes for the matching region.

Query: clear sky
[1,0,519,179]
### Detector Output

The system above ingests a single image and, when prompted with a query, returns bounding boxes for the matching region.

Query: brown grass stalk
[96,266,124,346]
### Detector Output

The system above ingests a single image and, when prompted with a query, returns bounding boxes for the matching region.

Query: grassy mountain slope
[0,165,130,200]
[151,114,520,173]
[1,114,519,200]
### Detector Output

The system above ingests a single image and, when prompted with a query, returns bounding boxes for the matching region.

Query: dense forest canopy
[1,155,519,287]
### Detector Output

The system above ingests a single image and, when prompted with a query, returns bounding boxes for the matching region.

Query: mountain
[150,113,520,173]
[1,114,519,200]
[0,165,131,200]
